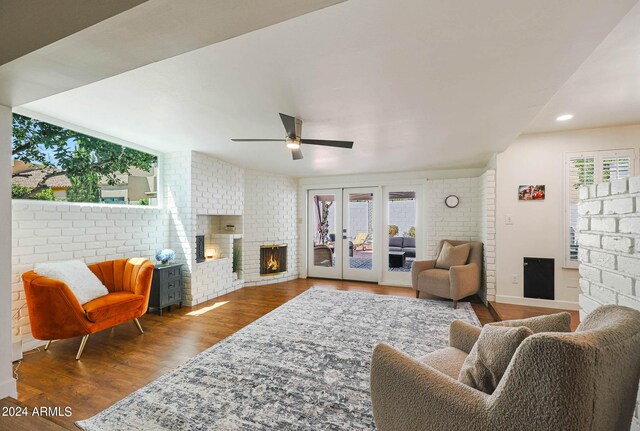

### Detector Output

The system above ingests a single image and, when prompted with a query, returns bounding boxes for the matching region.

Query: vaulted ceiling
[7,0,640,176]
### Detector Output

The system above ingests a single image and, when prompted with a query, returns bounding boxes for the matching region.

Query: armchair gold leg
[133,318,144,334]
[44,340,51,350]
[76,335,89,360]
[453,300,458,309]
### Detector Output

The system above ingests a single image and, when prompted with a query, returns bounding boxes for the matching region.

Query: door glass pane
[388,191,416,272]
[347,192,373,270]
[312,194,336,267]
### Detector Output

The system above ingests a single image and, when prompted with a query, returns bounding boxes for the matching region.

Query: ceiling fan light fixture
[286,138,301,149]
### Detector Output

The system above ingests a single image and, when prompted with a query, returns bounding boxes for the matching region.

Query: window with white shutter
[564,149,635,267]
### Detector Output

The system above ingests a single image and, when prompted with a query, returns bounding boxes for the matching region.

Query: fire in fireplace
[260,244,287,276]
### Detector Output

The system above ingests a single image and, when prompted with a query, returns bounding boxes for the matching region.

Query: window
[11,114,158,205]
[564,149,635,267]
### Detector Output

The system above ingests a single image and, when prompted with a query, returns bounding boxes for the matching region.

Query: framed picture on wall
[518,184,545,200]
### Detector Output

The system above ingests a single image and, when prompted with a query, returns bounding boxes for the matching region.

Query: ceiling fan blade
[300,138,353,149]
[279,113,297,138]
[291,147,304,160]
[231,139,285,142]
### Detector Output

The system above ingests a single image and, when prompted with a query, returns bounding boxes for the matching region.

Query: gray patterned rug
[77,288,479,431]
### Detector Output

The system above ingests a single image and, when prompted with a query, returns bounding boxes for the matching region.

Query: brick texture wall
[425,177,481,258]
[243,170,298,286]
[11,201,169,349]
[187,153,245,304]
[578,176,640,429]
[480,170,497,302]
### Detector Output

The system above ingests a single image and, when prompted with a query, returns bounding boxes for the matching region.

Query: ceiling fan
[231,113,354,160]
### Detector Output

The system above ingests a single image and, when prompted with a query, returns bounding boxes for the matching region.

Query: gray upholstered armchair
[411,240,483,308]
[370,305,640,431]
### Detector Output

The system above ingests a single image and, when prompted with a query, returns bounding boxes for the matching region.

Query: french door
[307,187,379,282]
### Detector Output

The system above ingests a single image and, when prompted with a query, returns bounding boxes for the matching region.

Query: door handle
[343,236,347,240]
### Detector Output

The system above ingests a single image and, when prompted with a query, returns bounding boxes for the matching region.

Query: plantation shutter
[565,149,636,267]
[567,156,596,264]
[601,155,632,181]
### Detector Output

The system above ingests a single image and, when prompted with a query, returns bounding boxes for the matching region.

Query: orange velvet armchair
[22,258,154,359]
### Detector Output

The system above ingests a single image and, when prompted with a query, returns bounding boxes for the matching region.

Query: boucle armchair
[411,240,482,308]
[22,258,154,359]
[370,305,640,431]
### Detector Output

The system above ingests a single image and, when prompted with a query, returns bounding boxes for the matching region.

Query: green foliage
[12,113,157,199]
[232,246,242,274]
[138,198,150,206]
[11,184,32,199]
[12,184,54,200]
[68,173,100,203]
[571,158,595,190]
[388,224,399,237]
[407,226,416,237]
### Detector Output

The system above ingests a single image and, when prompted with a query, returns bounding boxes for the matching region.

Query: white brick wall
[243,170,298,286]
[578,176,640,429]
[11,200,169,348]
[191,152,244,216]
[164,151,194,303]
[425,177,481,258]
[188,153,244,304]
[480,170,497,303]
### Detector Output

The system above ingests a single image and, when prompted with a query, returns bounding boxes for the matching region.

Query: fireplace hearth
[260,244,287,276]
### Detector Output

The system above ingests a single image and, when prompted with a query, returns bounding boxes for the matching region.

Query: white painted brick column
[480,170,496,303]
[578,177,640,429]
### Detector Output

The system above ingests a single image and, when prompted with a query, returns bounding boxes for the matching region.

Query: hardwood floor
[490,301,580,331]
[7,278,567,430]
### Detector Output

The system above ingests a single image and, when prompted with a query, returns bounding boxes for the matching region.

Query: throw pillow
[435,241,471,269]
[34,260,109,305]
[488,312,572,333]
[458,325,532,394]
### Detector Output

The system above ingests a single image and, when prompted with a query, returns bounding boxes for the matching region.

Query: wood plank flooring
[6,278,567,430]
[490,301,580,331]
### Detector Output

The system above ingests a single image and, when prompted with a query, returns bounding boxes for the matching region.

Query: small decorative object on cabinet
[155,248,176,265]
[149,263,182,315]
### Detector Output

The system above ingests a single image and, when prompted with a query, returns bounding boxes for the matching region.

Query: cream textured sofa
[411,240,482,308]
[370,305,640,431]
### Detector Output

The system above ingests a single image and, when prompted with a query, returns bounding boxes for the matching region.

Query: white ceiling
[525,1,640,134]
[20,0,638,177]
[0,0,343,106]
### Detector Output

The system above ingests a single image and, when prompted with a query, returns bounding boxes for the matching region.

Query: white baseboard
[0,378,17,399]
[21,338,48,353]
[495,295,579,311]
[12,341,22,362]
[378,281,412,288]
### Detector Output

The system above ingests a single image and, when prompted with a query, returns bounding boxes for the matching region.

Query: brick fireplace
[260,244,287,276]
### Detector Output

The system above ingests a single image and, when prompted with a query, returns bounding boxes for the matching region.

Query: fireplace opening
[260,244,287,276]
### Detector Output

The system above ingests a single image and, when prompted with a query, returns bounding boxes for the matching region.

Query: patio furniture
[388,251,406,268]
[22,258,154,359]
[411,240,482,308]
[370,305,640,431]
[314,245,333,267]
[389,236,416,258]
[351,233,369,251]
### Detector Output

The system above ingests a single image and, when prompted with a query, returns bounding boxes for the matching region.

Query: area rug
[77,288,479,431]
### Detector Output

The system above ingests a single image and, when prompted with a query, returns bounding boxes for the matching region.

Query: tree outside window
[11,114,158,205]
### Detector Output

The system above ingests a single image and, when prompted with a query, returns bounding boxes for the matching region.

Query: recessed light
[556,114,574,122]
